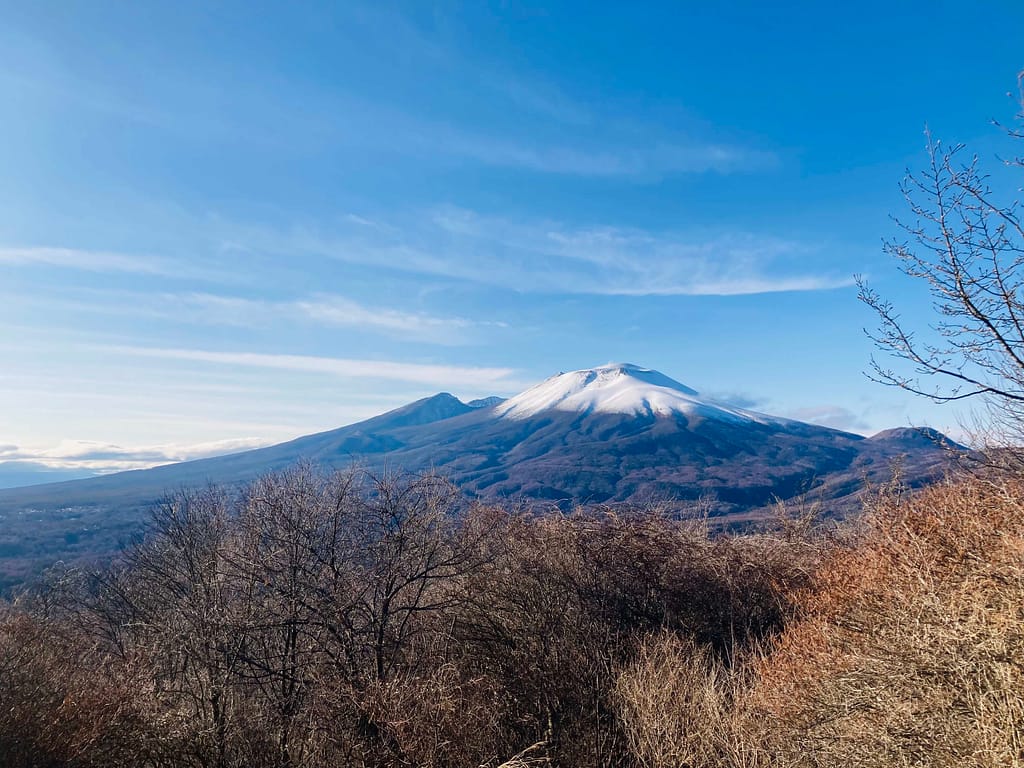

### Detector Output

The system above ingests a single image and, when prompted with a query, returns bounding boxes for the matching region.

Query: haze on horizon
[2,1,1023,479]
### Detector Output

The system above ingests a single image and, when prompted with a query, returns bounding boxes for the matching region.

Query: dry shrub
[456,512,632,767]
[0,608,168,768]
[492,741,552,768]
[748,476,1024,767]
[459,510,820,768]
[615,631,740,768]
[360,663,514,767]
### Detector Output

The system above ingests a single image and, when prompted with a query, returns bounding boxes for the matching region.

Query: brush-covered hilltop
[0,364,959,589]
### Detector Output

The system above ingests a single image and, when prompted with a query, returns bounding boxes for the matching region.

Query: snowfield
[494,363,783,425]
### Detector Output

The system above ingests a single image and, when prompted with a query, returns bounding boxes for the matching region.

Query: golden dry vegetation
[1,467,1022,767]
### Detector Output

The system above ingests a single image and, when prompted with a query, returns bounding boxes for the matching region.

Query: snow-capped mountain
[0,363,961,591]
[496,363,780,424]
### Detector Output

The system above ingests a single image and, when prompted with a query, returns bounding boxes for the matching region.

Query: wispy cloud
[152,291,483,342]
[99,345,521,389]
[784,405,870,434]
[436,132,776,178]
[432,208,855,295]
[0,246,167,275]
[239,208,854,297]
[708,393,765,410]
[313,6,776,178]
[294,295,494,341]
[0,246,230,282]
[478,70,595,127]
[7,61,772,182]
[12,287,494,345]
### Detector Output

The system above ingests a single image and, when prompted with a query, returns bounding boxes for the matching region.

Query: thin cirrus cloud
[365,88,776,180]
[1,275,492,345]
[784,405,870,434]
[334,91,777,178]
[98,345,521,389]
[309,103,773,179]
[310,6,776,179]
[248,208,854,297]
[174,292,488,344]
[437,130,777,178]
[168,292,490,344]
[292,296,492,340]
[11,61,774,182]
[2,10,773,184]
[3,207,853,305]
[0,246,168,275]
[0,246,232,283]
[430,208,854,295]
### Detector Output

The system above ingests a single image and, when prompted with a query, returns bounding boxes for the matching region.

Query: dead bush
[748,477,1024,767]
[615,631,738,768]
[0,607,171,768]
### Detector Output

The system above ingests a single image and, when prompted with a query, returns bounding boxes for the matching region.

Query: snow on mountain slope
[495,363,783,424]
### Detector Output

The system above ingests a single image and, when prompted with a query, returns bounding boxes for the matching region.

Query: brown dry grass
[615,632,750,768]
[748,477,1024,766]
[617,476,1024,768]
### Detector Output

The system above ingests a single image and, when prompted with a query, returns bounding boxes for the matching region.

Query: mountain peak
[494,363,767,423]
[587,363,699,395]
[869,426,964,450]
[366,392,472,429]
[467,395,506,409]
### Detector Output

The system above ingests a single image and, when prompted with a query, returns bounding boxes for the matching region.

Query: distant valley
[0,462,99,490]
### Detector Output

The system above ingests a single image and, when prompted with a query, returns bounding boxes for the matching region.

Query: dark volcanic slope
[0,366,958,590]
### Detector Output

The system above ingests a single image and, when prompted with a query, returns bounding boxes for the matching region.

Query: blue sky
[2,1,1023,474]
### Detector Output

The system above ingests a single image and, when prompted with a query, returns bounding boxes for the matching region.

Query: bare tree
[122,486,249,768]
[858,73,1024,446]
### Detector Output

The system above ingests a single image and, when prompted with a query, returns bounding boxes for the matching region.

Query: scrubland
[1,465,1021,767]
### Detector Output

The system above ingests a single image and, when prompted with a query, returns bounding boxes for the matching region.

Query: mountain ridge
[0,363,961,591]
